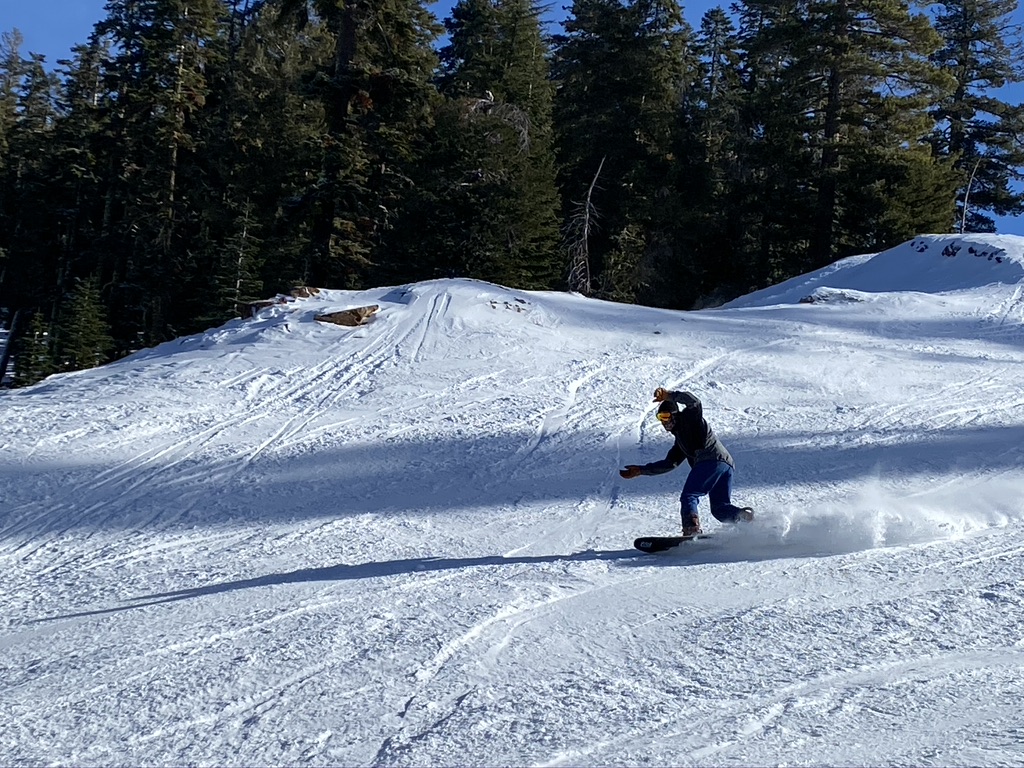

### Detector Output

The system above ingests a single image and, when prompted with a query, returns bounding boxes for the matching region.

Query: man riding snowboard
[619,387,753,535]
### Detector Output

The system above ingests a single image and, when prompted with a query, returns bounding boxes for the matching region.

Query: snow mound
[109,279,548,363]
[726,234,1024,308]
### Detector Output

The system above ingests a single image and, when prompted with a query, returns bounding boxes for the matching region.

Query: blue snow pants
[680,460,748,525]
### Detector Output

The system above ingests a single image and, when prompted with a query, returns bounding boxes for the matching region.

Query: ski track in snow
[3,292,457,571]
[4,239,1024,766]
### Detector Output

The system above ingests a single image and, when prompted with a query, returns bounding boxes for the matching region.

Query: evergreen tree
[676,7,754,305]
[277,0,442,288]
[693,8,744,178]
[0,31,25,306]
[198,1,330,302]
[33,39,113,323]
[13,311,55,387]
[496,0,562,287]
[726,2,817,286]
[400,0,561,288]
[437,0,503,97]
[0,30,25,167]
[55,276,114,372]
[552,0,695,304]
[94,0,226,345]
[739,0,956,272]
[929,0,1024,231]
[0,50,61,315]
[174,2,264,326]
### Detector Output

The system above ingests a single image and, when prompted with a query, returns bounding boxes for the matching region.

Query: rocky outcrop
[315,305,379,327]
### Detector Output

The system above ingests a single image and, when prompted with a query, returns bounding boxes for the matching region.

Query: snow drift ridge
[726,233,1024,308]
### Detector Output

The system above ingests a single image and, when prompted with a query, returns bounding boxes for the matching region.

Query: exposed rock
[238,287,320,318]
[799,287,867,304]
[238,299,280,317]
[315,305,379,327]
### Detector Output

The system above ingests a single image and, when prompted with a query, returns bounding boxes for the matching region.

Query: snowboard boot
[738,507,755,522]
[681,512,702,536]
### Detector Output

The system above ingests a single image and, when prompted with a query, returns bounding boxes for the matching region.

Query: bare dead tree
[565,157,605,295]
[466,95,532,153]
[960,157,983,234]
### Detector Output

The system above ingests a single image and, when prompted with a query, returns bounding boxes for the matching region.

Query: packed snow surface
[3,233,1024,766]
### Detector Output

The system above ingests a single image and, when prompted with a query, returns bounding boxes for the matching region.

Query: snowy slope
[726,232,1024,307]
[3,235,1024,766]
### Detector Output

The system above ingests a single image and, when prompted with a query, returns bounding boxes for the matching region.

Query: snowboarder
[619,387,753,535]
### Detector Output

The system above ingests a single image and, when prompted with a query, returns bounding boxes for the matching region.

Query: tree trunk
[811,1,846,268]
[0,308,24,387]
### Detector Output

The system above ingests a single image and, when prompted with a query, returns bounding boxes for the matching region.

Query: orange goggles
[656,411,673,423]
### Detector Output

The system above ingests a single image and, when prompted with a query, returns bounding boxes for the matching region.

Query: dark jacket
[639,390,734,475]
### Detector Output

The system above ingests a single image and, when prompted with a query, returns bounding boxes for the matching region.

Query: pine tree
[929,0,1024,231]
[55,276,113,372]
[0,31,25,308]
[0,50,61,315]
[675,7,753,305]
[33,39,113,324]
[497,0,563,288]
[174,2,264,327]
[552,0,695,304]
[740,0,956,272]
[94,0,226,345]
[0,30,25,166]
[404,0,562,289]
[277,0,442,289]
[437,0,503,97]
[195,2,330,302]
[13,311,55,387]
[726,2,818,285]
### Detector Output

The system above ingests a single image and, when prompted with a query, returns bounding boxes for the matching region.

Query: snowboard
[633,533,714,553]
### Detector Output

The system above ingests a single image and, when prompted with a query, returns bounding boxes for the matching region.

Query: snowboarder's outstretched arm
[620,444,685,478]
[620,386,702,479]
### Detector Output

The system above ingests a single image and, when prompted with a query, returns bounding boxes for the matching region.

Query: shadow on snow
[3,424,1024,540]
[34,547,642,622]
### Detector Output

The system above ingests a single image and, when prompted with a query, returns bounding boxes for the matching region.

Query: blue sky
[4,0,1023,235]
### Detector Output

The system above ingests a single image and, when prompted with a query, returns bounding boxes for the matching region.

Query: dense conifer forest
[1,0,1022,385]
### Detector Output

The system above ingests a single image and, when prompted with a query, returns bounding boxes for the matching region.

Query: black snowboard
[633,533,714,553]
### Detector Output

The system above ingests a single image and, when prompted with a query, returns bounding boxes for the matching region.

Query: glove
[619,465,642,479]
[652,387,671,403]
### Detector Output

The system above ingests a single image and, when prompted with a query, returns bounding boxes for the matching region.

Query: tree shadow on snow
[5,424,1024,539]
[33,547,642,622]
